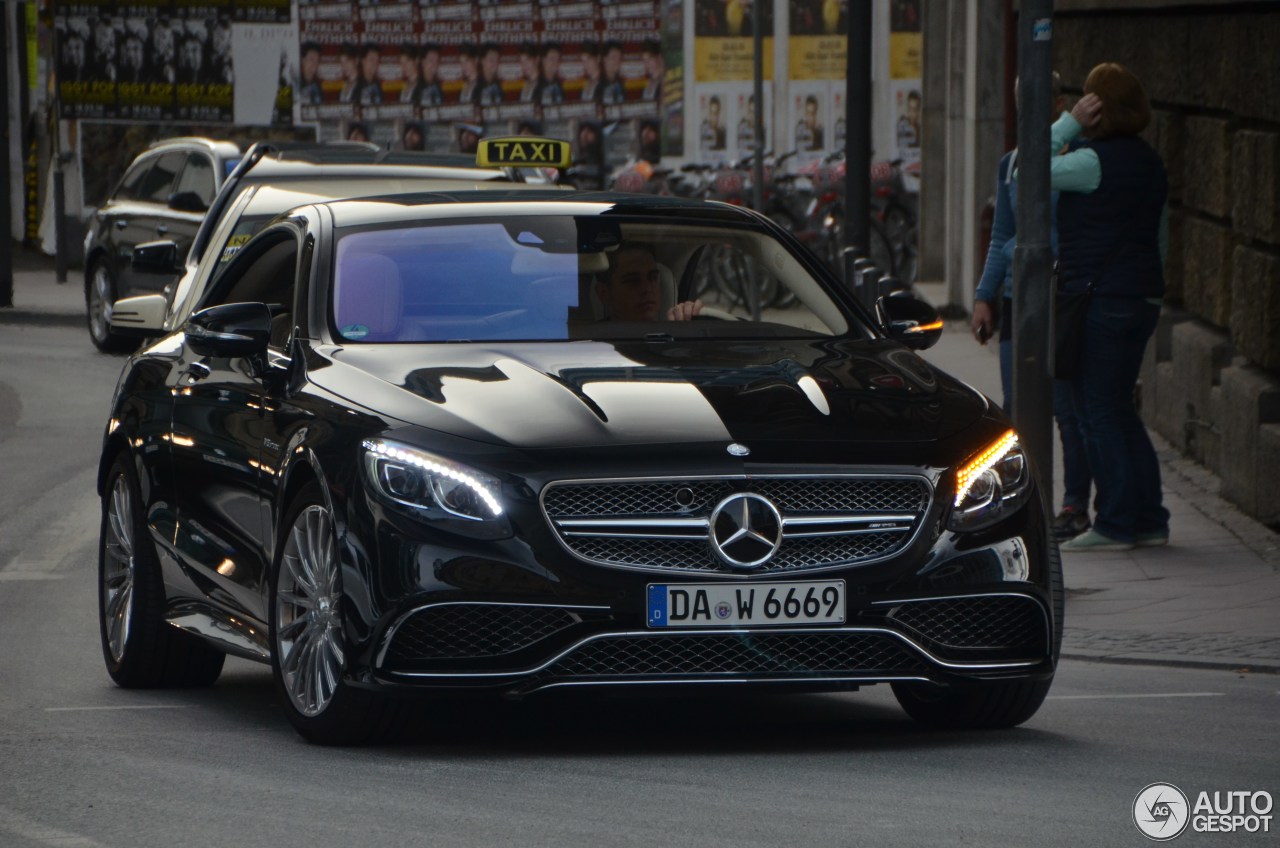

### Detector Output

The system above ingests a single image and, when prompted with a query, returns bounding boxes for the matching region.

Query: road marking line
[45,705,188,712]
[0,805,105,847]
[1048,692,1224,700]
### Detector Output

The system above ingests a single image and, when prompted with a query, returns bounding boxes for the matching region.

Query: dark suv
[82,137,241,351]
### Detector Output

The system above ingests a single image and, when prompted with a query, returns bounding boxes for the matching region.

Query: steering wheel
[693,305,741,321]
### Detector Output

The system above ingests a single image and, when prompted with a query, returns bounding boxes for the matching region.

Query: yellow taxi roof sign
[476,137,572,169]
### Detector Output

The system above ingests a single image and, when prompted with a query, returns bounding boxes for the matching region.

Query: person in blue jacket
[1051,63,1170,553]
[972,72,1094,542]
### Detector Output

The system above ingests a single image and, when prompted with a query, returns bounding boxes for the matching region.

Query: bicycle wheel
[882,204,918,285]
[867,217,897,278]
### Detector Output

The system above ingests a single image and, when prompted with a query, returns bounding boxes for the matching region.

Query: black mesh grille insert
[886,595,1047,658]
[547,631,926,678]
[385,604,579,662]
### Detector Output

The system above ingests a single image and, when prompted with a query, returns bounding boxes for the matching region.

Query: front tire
[893,545,1062,730]
[99,452,225,688]
[270,482,405,745]
[891,676,1052,730]
[86,261,137,353]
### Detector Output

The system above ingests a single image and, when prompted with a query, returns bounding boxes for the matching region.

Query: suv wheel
[86,261,136,353]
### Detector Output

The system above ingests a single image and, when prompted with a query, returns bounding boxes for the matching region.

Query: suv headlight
[362,439,509,534]
[948,429,1032,532]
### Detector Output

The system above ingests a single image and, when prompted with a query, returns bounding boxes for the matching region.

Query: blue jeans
[1067,296,1168,541]
[998,338,1093,512]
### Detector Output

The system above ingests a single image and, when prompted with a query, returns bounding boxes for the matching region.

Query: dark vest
[1057,135,1167,297]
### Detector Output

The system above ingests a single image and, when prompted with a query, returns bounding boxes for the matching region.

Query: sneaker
[1061,529,1135,552]
[1052,506,1091,541]
[1135,530,1169,547]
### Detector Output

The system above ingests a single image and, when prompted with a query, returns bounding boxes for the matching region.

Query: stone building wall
[1053,2,1280,528]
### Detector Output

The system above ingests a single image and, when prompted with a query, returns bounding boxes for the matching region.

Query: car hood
[316,339,990,455]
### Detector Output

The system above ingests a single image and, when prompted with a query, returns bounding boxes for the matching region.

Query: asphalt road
[1,321,1276,848]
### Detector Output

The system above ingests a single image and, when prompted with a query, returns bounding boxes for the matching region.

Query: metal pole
[843,0,871,286]
[0,6,13,307]
[751,0,764,214]
[54,158,67,283]
[1011,1,1055,507]
[747,0,764,322]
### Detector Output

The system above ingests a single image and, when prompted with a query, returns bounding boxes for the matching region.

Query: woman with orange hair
[1052,62,1170,553]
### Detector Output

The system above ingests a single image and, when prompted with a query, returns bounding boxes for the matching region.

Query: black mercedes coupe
[97,191,1061,744]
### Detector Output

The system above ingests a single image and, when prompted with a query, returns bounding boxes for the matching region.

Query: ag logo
[1134,783,1190,841]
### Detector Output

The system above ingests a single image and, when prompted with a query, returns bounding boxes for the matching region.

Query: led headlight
[948,429,1032,532]
[362,439,504,522]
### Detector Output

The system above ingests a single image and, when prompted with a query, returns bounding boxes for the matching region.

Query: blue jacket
[975,149,1059,304]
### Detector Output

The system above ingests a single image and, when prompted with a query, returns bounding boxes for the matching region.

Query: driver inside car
[594,242,703,321]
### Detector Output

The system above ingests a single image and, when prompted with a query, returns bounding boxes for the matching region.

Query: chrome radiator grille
[542,475,931,575]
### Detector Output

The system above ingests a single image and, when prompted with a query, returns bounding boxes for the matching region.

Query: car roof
[143,136,241,161]
[188,141,555,264]
[317,191,759,228]
[237,143,517,184]
[239,180,562,219]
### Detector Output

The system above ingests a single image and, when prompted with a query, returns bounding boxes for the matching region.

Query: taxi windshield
[330,216,853,343]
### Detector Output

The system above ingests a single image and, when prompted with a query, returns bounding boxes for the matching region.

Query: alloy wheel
[88,265,114,343]
[101,474,136,663]
[275,505,345,718]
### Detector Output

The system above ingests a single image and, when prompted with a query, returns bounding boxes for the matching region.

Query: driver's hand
[667,300,703,321]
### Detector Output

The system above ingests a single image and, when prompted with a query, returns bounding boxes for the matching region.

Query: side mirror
[185,302,272,358]
[876,292,943,350]
[168,190,208,213]
[110,294,169,338]
[132,240,182,275]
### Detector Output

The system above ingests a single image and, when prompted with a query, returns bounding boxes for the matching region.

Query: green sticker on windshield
[342,324,370,339]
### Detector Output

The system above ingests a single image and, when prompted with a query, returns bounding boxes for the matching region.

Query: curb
[1061,650,1280,675]
[0,309,85,329]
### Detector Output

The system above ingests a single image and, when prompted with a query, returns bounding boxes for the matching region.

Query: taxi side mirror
[110,294,169,338]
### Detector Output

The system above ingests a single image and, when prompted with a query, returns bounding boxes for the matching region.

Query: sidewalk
[915,281,1280,674]
[4,256,1279,672]
[0,250,83,327]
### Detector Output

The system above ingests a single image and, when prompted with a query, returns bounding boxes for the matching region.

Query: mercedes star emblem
[726,443,750,457]
[709,493,783,569]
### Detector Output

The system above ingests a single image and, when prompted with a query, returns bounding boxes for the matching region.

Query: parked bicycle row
[601,149,918,305]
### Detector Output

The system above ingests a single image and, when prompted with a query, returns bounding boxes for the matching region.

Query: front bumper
[339,465,1057,697]
[361,589,1054,697]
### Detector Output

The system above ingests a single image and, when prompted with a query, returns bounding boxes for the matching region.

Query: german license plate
[646,580,845,628]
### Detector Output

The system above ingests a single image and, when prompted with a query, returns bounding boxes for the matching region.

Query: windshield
[331,216,854,343]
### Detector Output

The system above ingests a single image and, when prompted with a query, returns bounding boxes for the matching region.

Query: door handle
[114,220,128,229]
[156,224,168,235]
